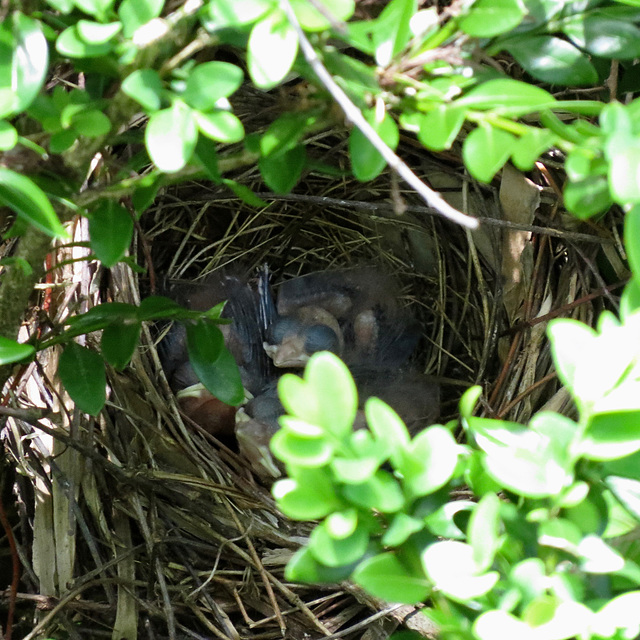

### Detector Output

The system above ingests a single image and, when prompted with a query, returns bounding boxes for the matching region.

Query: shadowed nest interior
[1,88,624,640]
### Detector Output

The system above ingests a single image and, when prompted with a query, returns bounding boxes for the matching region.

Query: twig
[277,0,479,230]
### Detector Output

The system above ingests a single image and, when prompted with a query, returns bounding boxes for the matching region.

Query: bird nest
[1,113,623,638]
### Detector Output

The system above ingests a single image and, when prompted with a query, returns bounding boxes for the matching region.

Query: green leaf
[137,296,185,321]
[0,336,35,364]
[365,397,410,467]
[195,110,245,143]
[309,520,369,567]
[627,205,640,289]
[73,0,116,20]
[10,14,49,113]
[462,125,516,183]
[272,468,342,519]
[202,0,272,28]
[424,500,475,539]
[89,200,133,268]
[122,69,164,111]
[382,513,424,546]
[260,112,315,157]
[0,120,17,150]
[609,145,640,203]
[182,62,244,111]
[305,352,358,437]
[563,12,640,60]
[564,174,612,219]
[284,546,355,583]
[417,106,465,151]
[290,0,355,31]
[459,385,482,418]
[186,321,244,406]
[457,78,556,112]
[353,553,430,604]
[270,420,334,467]
[459,0,525,37]
[349,109,399,182]
[56,25,113,58]
[372,0,417,66]
[0,168,67,238]
[222,179,267,207]
[468,493,501,571]
[118,0,164,38]
[58,343,106,416]
[423,540,499,601]
[248,11,298,90]
[72,109,111,137]
[581,411,640,460]
[506,36,598,87]
[511,128,555,171]
[331,432,386,483]
[258,144,306,193]
[50,129,77,153]
[76,20,122,45]
[342,469,405,512]
[400,426,459,498]
[278,373,321,425]
[101,321,140,370]
[145,102,198,173]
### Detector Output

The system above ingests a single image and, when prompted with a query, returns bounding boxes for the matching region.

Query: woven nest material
[1,109,625,639]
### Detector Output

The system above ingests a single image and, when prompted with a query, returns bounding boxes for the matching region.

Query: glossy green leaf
[73,0,115,20]
[145,102,198,173]
[372,0,417,66]
[76,20,122,44]
[459,0,525,37]
[458,79,555,111]
[186,320,244,406]
[89,200,133,267]
[0,120,17,150]
[309,521,369,567]
[10,14,49,113]
[195,110,245,143]
[101,320,141,370]
[49,129,77,153]
[56,25,113,58]
[512,129,555,171]
[0,336,35,364]
[58,342,106,416]
[278,373,321,425]
[272,469,342,519]
[417,106,465,151]
[202,0,273,28]
[424,500,475,539]
[342,469,405,512]
[563,12,640,60]
[382,513,425,547]
[506,36,598,86]
[290,0,355,31]
[305,352,358,437]
[258,144,306,193]
[271,422,334,467]
[72,109,111,137]
[365,397,410,467]
[423,540,499,601]
[137,296,185,321]
[260,112,315,157]
[353,553,430,604]
[606,476,640,522]
[609,145,640,203]
[564,174,612,219]
[248,11,298,90]
[459,385,482,419]
[122,69,164,111]
[349,109,399,182]
[400,426,459,498]
[284,546,355,583]
[581,411,640,460]
[118,0,164,38]
[182,62,244,111]
[462,125,516,183]
[0,168,66,238]
[326,509,358,538]
[469,493,501,571]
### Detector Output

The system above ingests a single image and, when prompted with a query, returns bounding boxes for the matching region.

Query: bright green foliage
[272,314,640,640]
[88,200,134,267]
[58,342,106,416]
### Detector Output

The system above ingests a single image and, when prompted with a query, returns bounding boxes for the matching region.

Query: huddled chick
[159,267,440,478]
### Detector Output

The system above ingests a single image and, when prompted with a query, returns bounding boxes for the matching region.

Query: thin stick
[277,0,479,229]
